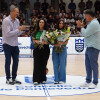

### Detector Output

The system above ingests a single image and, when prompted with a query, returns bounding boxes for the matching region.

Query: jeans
[52,46,67,82]
[85,47,100,85]
[3,44,19,80]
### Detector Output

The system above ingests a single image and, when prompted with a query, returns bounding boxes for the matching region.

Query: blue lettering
[48,88,55,90]
[48,85,56,87]
[56,88,63,90]
[0,38,2,44]
[5,89,12,91]
[64,88,72,90]
[64,85,72,87]
[34,88,42,90]
[57,85,63,87]
[73,87,85,89]
[0,88,4,91]
[16,86,24,90]
[19,46,30,49]
[25,86,33,90]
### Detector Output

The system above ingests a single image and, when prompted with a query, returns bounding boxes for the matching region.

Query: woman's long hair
[56,19,65,30]
[35,18,48,33]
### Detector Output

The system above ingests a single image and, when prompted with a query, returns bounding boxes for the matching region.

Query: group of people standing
[32,18,69,85]
[2,5,100,89]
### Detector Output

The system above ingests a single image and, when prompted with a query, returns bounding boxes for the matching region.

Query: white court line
[47,96,51,100]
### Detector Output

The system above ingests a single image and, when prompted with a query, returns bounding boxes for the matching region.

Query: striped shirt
[81,18,100,50]
[2,15,22,46]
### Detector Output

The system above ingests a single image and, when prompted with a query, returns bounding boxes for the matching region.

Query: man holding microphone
[76,10,100,89]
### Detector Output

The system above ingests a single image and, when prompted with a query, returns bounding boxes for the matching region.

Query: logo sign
[0,38,3,52]
[0,37,86,55]
[0,75,100,97]
[75,39,84,53]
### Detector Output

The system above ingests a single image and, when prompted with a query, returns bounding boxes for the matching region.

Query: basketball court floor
[0,54,100,100]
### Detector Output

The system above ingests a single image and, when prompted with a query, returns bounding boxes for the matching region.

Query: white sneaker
[54,81,59,84]
[88,83,97,89]
[80,82,91,87]
[41,81,46,84]
[59,81,65,84]
[33,82,39,85]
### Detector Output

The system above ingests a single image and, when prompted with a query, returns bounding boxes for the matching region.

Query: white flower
[50,32,53,35]
[46,31,49,34]
[55,32,58,36]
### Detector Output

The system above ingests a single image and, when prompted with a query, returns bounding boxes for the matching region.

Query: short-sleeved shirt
[33,30,43,40]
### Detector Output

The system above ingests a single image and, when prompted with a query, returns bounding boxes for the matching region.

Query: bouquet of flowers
[57,27,71,42]
[44,27,71,53]
[44,30,58,45]
[32,37,44,49]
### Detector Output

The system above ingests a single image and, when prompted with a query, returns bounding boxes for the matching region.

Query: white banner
[18,37,31,55]
[0,37,85,55]
[0,37,31,55]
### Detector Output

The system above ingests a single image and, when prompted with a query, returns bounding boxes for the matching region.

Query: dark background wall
[0,0,96,13]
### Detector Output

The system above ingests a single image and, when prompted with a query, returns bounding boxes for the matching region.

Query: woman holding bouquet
[52,19,70,84]
[32,18,50,85]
